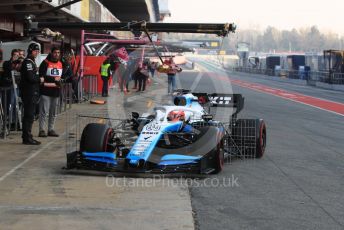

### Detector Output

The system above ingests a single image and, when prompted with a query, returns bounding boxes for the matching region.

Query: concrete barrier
[267,76,308,85]
[316,82,344,92]
[232,71,308,86]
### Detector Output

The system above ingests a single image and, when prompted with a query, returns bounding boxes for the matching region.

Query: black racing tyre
[213,141,224,174]
[255,119,267,158]
[80,123,113,153]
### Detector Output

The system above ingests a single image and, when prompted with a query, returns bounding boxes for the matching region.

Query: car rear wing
[192,93,245,117]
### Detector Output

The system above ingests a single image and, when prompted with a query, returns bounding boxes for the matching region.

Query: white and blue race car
[66,90,266,174]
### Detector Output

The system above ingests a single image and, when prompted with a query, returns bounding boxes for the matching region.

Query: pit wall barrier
[0,83,73,139]
[233,67,344,92]
[74,56,109,95]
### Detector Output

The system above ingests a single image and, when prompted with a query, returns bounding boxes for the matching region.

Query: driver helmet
[167,110,185,122]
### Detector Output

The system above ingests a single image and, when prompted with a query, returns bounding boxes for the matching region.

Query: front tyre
[80,123,113,153]
[255,119,266,158]
[213,141,225,174]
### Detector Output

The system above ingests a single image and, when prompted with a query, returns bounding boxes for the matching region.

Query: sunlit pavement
[0,80,194,230]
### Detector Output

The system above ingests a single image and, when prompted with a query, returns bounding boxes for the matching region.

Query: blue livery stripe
[85,157,117,165]
[83,152,116,159]
[158,160,198,166]
[161,154,201,161]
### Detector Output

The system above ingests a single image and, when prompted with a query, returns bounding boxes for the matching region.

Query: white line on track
[0,98,111,183]
[233,82,344,117]
[0,140,56,182]
[189,71,204,92]
[197,60,344,117]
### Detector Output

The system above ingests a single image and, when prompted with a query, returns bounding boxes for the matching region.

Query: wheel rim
[218,144,224,169]
[261,130,266,152]
[103,128,113,152]
[259,124,266,156]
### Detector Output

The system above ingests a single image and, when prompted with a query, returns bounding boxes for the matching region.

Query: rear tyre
[255,119,266,158]
[80,123,113,153]
[213,141,224,174]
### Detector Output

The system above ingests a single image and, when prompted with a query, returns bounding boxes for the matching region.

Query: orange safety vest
[45,59,63,78]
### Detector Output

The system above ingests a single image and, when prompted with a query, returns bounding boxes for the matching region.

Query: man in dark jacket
[38,47,63,137]
[20,43,43,145]
[61,53,73,83]
[2,49,20,129]
[135,62,149,92]
[2,49,19,86]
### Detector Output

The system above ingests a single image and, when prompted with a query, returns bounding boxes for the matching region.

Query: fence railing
[332,73,344,84]
[77,75,98,102]
[58,83,73,114]
[1,75,100,139]
[1,83,74,139]
[233,67,344,85]
[0,87,11,139]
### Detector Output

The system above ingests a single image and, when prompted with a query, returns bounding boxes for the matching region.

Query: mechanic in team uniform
[99,58,112,97]
[20,43,44,145]
[38,47,63,137]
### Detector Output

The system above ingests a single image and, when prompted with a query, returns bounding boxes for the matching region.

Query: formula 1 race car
[66,90,267,174]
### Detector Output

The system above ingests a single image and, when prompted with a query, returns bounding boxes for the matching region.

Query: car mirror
[132,112,139,119]
[202,114,213,121]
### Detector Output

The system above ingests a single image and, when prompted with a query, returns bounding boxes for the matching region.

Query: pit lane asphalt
[184,58,344,230]
[0,90,194,230]
[115,62,344,230]
[2,60,343,230]
[195,57,344,104]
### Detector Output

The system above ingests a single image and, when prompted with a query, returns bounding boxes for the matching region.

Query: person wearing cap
[20,43,44,145]
[38,47,63,138]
